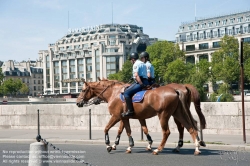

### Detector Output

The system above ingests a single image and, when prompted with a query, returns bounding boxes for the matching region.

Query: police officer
[140,51,155,85]
[122,52,149,117]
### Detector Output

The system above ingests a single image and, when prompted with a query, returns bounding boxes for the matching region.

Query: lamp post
[239,38,246,143]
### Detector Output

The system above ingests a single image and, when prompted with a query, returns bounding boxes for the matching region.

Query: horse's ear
[97,77,101,81]
[81,78,88,85]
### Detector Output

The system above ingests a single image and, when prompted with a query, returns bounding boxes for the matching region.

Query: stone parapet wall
[0,102,249,135]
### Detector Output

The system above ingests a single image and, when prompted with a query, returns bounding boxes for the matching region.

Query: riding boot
[122,97,134,117]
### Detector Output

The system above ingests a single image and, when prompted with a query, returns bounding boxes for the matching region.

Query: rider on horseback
[140,51,155,85]
[121,52,149,117]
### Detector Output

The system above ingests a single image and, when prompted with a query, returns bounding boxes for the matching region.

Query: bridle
[80,82,114,103]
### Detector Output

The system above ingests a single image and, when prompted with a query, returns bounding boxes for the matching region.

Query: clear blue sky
[0,0,249,62]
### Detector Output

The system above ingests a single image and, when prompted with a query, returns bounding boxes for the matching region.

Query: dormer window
[230,18,235,24]
[215,21,220,26]
[246,16,250,22]
[222,20,227,25]
[195,24,199,29]
[238,17,243,23]
[188,25,193,30]
[201,23,206,28]
[208,22,213,27]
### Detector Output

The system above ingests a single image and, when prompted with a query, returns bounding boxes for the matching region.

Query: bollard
[89,109,92,140]
[36,109,41,142]
[141,128,143,141]
[28,142,49,166]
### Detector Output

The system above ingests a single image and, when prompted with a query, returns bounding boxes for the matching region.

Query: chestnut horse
[76,79,200,155]
[110,82,206,153]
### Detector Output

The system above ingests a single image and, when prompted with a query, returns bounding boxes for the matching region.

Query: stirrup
[121,111,134,117]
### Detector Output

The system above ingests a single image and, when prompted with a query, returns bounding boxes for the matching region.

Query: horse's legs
[139,119,153,151]
[152,113,171,155]
[172,106,200,155]
[122,119,134,153]
[111,120,124,150]
[173,118,184,153]
[104,115,120,153]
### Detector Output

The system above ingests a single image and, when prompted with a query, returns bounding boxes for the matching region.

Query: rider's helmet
[129,52,139,60]
[140,51,149,60]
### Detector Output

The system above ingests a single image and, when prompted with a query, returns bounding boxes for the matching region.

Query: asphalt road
[0,143,249,166]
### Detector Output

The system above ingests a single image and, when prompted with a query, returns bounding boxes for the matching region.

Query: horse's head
[76,79,95,107]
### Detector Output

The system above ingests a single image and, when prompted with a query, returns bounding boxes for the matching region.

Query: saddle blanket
[120,90,147,103]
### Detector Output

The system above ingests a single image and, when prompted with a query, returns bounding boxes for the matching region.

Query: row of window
[58,34,134,45]
[186,54,209,64]
[186,41,220,51]
[180,26,249,42]
[184,16,250,31]
[33,86,43,91]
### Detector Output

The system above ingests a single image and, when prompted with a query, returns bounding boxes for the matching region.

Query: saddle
[120,83,160,103]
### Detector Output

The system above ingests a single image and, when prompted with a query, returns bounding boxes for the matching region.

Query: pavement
[0,129,249,151]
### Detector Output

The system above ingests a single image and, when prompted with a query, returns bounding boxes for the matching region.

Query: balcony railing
[184,46,220,52]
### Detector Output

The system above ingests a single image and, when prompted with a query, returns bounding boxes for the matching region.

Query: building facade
[1,60,43,96]
[175,10,250,92]
[176,10,250,63]
[40,24,157,96]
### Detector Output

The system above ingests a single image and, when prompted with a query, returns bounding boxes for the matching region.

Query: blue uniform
[146,61,155,85]
[123,60,149,98]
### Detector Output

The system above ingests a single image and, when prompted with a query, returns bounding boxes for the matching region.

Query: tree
[242,43,250,81]
[164,59,190,83]
[146,41,185,80]
[3,78,23,96]
[108,60,132,82]
[185,59,211,100]
[211,36,240,86]
[19,83,29,94]
[0,67,4,95]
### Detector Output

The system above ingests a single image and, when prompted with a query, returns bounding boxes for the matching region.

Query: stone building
[175,10,250,92]
[1,60,43,96]
[39,23,157,96]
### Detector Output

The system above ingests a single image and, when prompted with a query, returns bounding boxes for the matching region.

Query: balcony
[102,52,123,56]
[184,46,220,53]
[74,48,81,51]
[85,54,92,57]
[52,57,60,61]
[66,48,73,53]
[76,55,84,58]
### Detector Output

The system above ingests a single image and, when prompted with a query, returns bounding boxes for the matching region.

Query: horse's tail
[176,89,198,131]
[184,84,206,129]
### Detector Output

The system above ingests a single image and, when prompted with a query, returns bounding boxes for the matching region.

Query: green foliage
[108,60,132,82]
[3,78,23,96]
[146,41,185,80]
[0,67,4,95]
[209,83,234,102]
[19,83,29,94]
[211,36,240,84]
[184,59,211,101]
[243,43,250,81]
[164,59,189,83]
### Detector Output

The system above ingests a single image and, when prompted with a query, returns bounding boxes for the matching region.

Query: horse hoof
[194,151,201,156]
[107,146,112,153]
[172,148,180,153]
[125,150,131,154]
[152,151,158,155]
[146,148,152,151]
[112,147,116,150]
[199,141,206,147]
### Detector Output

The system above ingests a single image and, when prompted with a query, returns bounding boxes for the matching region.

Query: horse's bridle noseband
[80,82,113,103]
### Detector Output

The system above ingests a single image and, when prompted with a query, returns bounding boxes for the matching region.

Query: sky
[0,0,250,62]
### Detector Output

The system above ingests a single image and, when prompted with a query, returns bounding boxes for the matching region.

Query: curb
[0,139,249,152]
